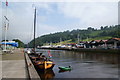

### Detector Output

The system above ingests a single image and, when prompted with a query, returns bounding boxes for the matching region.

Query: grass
[44,39,74,46]
[50,36,112,45]
[43,36,112,46]
[83,36,112,41]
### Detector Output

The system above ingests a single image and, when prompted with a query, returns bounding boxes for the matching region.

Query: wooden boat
[29,7,55,70]
[29,52,55,70]
[29,55,38,60]
[34,60,55,70]
[32,56,55,70]
[58,66,71,71]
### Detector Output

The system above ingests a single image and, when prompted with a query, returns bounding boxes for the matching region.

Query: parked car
[76,43,85,48]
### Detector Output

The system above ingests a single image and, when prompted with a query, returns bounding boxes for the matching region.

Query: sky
[0,0,119,43]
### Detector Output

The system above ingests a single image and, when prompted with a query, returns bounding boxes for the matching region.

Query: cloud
[57,2,118,29]
[36,3,54,14]
[1,2,118,43]
[36,24,60,36]
[1,2,57,43]
[1,3,34,43]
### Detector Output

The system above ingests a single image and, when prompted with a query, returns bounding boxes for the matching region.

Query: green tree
[12,39,24,48]
[1,40,9,42]
[28,25,120,46]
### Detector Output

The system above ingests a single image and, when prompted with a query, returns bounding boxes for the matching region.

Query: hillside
[28,25,120,47]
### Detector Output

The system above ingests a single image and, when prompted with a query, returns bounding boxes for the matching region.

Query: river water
[36,49,119,79]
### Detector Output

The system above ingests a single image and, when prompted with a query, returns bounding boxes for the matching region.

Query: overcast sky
[1,0,118,43]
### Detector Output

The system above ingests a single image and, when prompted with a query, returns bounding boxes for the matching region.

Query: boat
[33,58,55,70]
[30,55,38,60]
[30,7,55,70]
[58,66,71,71]
[31,52,55,70]
[30,52,55,70]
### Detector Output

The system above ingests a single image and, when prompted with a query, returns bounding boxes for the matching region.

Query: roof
[107,38,120,43]
[1,42,18,47]
[112,38,120,41]
[100,40,108,42]
[94,40,101,42]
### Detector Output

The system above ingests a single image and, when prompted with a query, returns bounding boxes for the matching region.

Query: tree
[100,26,104,30]
[104,26,108,30]
[87,27,94,31]
[12,39,24,48]
[1,40,9,42]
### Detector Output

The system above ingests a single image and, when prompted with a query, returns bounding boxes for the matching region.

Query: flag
[48,50,52,57]
[6,0,8,6]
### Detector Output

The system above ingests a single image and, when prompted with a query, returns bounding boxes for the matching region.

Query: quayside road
[2,49,26,78]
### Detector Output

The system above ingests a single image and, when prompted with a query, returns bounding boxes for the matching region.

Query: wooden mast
[33,7,36,53]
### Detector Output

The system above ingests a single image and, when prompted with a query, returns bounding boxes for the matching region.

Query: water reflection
[51,50,118,65]
[58,70,71,73]
[37,69,55,80]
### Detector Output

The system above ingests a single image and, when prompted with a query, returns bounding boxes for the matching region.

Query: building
[106,38,120,49]
[1,41,18,50]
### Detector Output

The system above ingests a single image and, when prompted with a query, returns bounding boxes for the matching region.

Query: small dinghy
[58,66,71,71]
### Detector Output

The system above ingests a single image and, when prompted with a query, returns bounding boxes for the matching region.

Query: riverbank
[40,47,119,53]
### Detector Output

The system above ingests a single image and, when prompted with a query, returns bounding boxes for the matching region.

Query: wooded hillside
[28,25,120,47]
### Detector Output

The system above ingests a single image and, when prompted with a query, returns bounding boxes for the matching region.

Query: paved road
[0,50,2,79]
[2,60,26,78]
[0,61,2,80]
[1,49,27,78]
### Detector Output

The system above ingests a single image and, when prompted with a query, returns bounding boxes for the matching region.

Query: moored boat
[58,66,71,71]
[34,60,55,70]
[29,7,55,70]
[31,54,55,70]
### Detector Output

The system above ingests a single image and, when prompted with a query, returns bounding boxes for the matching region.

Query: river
[36,49,119,79]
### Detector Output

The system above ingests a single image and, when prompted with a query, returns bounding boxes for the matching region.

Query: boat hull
[58,67,71,71]
[34,61,55,70]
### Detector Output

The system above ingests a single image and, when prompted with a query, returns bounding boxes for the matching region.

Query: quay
[40,47,120,53]
[1,48,40,80]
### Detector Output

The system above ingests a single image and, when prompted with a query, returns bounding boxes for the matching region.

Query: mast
[4,0,9,51]
[33,7,36,53]
[4,16,9,51]
[60,37,62,45]
[77,34,80,44]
